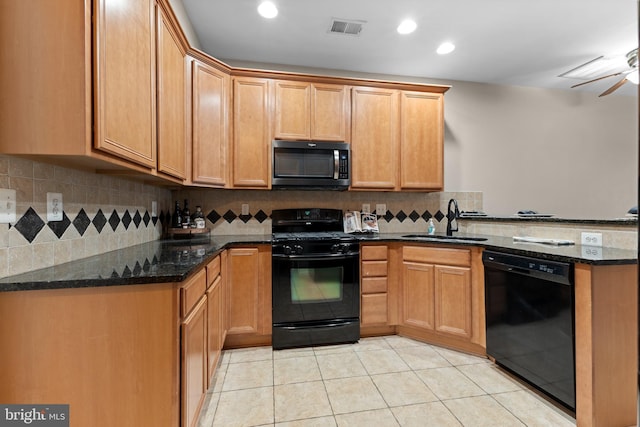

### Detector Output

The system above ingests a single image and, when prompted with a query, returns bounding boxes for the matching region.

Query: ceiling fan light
[257,1,278,19]
[437,42,455,55]
[626,69,639,85]
[397,19,417,35]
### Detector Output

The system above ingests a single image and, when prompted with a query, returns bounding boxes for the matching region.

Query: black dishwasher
[483,250,575,411]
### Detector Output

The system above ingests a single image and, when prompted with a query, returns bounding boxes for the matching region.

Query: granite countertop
[0,232,636,292]
[458,214,638,225]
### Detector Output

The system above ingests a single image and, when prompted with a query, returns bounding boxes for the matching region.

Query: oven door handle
[273,253,358,261]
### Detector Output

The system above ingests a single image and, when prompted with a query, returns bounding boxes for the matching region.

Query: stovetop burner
[272,231,356,242]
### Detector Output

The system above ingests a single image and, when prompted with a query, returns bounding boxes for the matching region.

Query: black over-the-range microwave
[272,140,350,190]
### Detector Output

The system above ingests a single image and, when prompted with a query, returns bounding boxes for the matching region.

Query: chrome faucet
[446,198,459,236]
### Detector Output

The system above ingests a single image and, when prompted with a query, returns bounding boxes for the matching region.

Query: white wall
[443,81,638,218]
[222,59,638,219]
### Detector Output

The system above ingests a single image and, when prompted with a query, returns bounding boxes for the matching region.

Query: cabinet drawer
[206,255,221,288]
[361,245,388,261]
[181,269,207,317]
[403,246,470,267]
[362,260,388,277]
[362,293,388,325]
[362,277,387,294]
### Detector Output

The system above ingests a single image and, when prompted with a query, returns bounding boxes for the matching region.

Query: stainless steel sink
[401,234,488,242]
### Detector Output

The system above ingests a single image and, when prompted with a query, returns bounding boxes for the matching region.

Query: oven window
[290,266,343,303]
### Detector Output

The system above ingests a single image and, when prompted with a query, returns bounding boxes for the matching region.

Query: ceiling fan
[570,48,639,96]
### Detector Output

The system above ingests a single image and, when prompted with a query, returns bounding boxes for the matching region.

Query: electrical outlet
[581,232,602,247]
[47,192,63,222]
[362,204,370,213]
[375,203,386,216]
[151,201,157,218]
[241,204,249,215]
[0,188,16,223]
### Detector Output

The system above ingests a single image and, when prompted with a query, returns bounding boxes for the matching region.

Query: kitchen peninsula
[0,232,636,427]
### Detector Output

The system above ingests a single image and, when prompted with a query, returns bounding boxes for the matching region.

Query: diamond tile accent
[143,211,151,227]
[159,211,166,225]
[396,210,407,223]
[48,212,71,239]
[121,210,132,230]
[383,211,394,222]
[143,259,151,272]
[133,210,142,228]
[132,261,142,276]
[121,265,132,278]
[239,214,252,223]
[108,210,121,231]
[254,210,268,223]
[223,210,237,223]
[73,209,91,236]
[434,210,445,222]
[421,210,433,221]
[92,209,107,233]
[152,216,158,226]
[409,210,420,222]
[207,210,221,224]
[14,207,45,243]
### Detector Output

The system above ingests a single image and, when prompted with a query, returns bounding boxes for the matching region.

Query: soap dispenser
[427,218,435,235]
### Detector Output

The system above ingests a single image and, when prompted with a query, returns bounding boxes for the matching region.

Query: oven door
[272,252,360,324]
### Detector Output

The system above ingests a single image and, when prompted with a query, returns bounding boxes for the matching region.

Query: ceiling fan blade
[570,72,623,88]
[598,76,628,97]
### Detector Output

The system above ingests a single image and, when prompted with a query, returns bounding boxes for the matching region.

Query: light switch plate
[362,204,370,214]
[47,192,63,222]
[376,204,386,216]
[0,188,16,223]
[151,201,157,218]
[241,204,249,215]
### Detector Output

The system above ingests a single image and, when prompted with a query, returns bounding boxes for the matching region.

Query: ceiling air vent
[329,18,365,36]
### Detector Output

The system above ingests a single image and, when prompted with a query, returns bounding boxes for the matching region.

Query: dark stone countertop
[458,215,638,226]
[0,232,635,292]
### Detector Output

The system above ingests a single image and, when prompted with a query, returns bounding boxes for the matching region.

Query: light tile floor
[197,336,576,427]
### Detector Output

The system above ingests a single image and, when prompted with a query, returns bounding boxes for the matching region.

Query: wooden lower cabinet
[181,295,207,427]
[399,245,485,354]
[0,283,181,427]
[225,245,272,347]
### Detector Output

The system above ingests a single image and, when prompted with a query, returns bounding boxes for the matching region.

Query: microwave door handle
[333,150,339,179]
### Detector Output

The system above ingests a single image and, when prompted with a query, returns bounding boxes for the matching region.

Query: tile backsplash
[172,188,483,235]
[0,155,171,278]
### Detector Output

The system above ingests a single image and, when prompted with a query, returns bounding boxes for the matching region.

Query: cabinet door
[434,265,472,338]
[361,293,388,325]
[181,296,207,427]
[192,61,229,186]
[157,8,186,180]
[400,91,444,190]
[311,83,350,141]
[351,87,399,190]
[401,261,434,330]
[206,276,222,384]
[94,0,156,168]
[232,77,271,188]
[274,80,310,140]
[227,246,271,336]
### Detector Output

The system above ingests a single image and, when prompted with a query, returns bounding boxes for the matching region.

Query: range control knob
[330,244,341,254]
[282,245,292,255]
[340,243,352,253]
[293,245,304,255]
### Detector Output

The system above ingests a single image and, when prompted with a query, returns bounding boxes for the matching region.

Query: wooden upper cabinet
[274,80,311,139]
[156,7,186,180]
[94,0,157,168]
[232,77,271,188]
[274,81,350,141]
[191,60,230,186]
[400,91,444,190]
[350,86,399,190]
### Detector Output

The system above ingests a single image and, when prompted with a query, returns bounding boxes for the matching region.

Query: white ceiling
[181,0,638,96]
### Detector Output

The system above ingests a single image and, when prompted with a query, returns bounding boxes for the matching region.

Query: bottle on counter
[192,206,205,229]
[172,201,182,228]
[427,218,436,235]
[182,199,191,228]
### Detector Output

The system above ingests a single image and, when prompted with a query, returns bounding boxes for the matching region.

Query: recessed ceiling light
[437,42,455,55]
[257,1,278,19]
[397,19,417,35]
